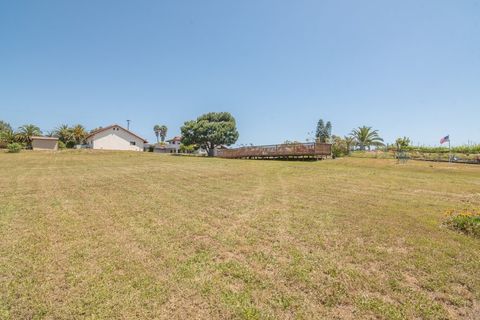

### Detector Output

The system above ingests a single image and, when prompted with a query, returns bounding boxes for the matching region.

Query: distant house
[143,143,153,152]
[154,136,182,154]
[86,124,147,152]
[152,137,228,155]
[31,136,59,151]
[167,136,182,145]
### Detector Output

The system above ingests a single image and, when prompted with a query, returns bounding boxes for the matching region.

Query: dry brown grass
[0,151,479,319]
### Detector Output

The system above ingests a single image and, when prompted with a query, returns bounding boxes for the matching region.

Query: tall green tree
[350,126,384,151]
[325,121,332,139]
[316,119,324,140]
[16,124,42,147]
[181,112,239,156]
[316,119,332,143]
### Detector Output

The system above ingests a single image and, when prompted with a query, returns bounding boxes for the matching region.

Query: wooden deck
[217,142,332,160]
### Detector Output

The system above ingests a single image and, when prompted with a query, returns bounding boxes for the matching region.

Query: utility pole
[126,120,131,130]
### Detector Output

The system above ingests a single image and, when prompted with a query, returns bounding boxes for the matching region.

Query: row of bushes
[349,150,480,162]
[386,144,480,154]
[4,141,68,153]
[330,135,480,158]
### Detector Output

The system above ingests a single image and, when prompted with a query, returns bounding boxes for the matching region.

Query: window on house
[130,141,136,146]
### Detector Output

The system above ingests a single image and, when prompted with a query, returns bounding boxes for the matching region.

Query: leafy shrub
[331,136,352,158]
[7,142,22,153]
[179,143,196,153]
[395,136,411,151]
[444,209,480,238]
[66,140,76,149]
[332,143,346,158]
[58,141,66,150]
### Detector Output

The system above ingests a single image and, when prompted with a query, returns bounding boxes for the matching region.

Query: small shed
[31,136,59,151]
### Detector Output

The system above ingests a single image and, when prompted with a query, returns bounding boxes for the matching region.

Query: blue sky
[1,0,479,146]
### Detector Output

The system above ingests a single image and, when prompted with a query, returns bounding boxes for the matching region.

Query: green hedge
[393,145,480,154]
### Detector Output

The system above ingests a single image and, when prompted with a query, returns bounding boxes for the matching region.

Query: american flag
[440,135,450,144]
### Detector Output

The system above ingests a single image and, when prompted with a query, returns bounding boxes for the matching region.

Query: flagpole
[448,135,451,163]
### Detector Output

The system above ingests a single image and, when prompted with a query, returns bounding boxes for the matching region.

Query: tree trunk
[207,146,215,157]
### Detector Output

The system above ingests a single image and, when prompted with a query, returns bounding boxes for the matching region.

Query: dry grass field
[0,151,479,319]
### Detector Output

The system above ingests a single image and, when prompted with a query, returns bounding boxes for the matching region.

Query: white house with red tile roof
[86,124,148,152]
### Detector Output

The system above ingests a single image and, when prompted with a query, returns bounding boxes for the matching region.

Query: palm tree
[0,120,12,133]
[344,136,355,154]
[159,125,168,143]
[153,125,161,143]
[154,124,168,143]
[16,124,42,146]
[71,124,87,144]
[350,126,384,151]
[54,124,72,144]
[0,129,16,146]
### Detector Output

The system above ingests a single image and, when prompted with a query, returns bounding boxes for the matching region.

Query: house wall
[167,144,180,153]
[32,139,58,151]
[87,127,144,151]
[154,145,179,153]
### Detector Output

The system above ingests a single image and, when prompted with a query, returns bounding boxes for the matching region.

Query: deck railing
[217,142,332,159]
